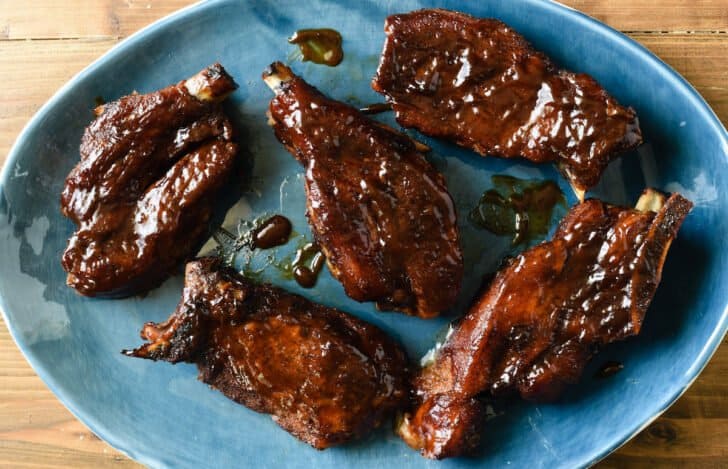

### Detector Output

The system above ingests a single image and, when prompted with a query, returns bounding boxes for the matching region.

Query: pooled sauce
[209,214,297,282]
[359,102,392,115]
[595,361,624,379]
[252,215,292,249]
[469,175,566,245]
[94,95,105,106]
[288,29,343,66]
[290,243,325,288]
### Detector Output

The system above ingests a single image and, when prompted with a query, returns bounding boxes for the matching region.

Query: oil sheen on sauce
[359,102,392,115]
[289,29,343,67]
[252,215,292,249]
[283,242,325,289]
[211,213,327,289]
[469,175,566,245]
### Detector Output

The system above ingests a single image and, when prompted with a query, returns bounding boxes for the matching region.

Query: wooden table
[0,1,725,467]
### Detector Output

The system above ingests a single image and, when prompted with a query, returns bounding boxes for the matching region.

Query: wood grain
[566,0,728,32]
[0,39,118,160]
[628,34,728,122]
[1,0,726,38]
[0,1,725,467]
[0,0,187,39]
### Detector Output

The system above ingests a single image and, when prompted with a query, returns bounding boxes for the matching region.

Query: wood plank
[0,39,117,158]
[563,0,728,32]
[0,1,114,39]
[0,0,726,41]
[665,394,728,420]
[0,440,139,468]
[628,34,728,123]
[109,0,196,37]
[600,455,728,469]
[0,0,192,40]
[613,418,728,458]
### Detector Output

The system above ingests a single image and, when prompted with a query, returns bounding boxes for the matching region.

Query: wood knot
[646,420,678,443]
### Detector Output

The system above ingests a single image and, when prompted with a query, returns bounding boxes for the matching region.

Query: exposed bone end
[636,188,667,213]
[629,190,692,334]
[262,62,430,154]
[265,110,276,127]
[412,139,432,153]
[559,163,586,202]
[395,413,423,452]
[263,61,295,93]
[184,63,238,103]
[396,394,484,459]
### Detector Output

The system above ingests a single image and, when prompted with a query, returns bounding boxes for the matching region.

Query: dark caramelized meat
[372,9,643,195]
[398,190,692,459]
[61,64,239,297]
[263,63,463,318]
[126,257,410,449]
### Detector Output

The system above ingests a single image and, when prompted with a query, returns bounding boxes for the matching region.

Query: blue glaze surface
[0,1,726,467]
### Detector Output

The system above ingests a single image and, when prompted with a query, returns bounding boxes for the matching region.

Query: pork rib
[372,9,642,197]
[61,64,239,297]
[398,189,692,458]
[264,62,463,318]
[126,257,411,449]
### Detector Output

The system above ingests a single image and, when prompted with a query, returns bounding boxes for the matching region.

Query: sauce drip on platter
[469,175,566,246]
[282,242,325,289]
[289,29,344,66]
[252,215,293,249]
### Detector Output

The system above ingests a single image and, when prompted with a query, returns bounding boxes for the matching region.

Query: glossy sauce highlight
[289,29,344,66]
[469,175,566,245]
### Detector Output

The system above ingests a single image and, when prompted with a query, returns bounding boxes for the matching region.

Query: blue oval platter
[1,0,726,467]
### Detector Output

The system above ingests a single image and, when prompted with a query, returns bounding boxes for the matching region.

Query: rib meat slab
[372,9,642,196]
[264,62,463,318]
[61,64,239,297]
[126,257,410,449]
[398,190,692,458]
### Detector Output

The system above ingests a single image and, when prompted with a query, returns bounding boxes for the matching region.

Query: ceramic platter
[1,1,726,467]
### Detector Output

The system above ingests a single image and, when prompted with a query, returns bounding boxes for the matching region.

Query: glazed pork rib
[398,189,692,459]
[263,62,463,318]
[126,257,410,449]
[61,64,239,297]
[372,9,643,197]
